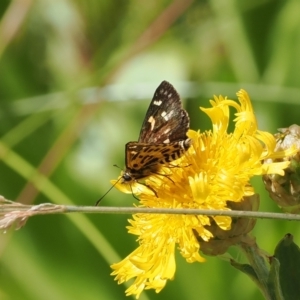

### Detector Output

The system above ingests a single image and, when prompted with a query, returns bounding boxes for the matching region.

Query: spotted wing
[138,81,190,144]
[125,141,191,170]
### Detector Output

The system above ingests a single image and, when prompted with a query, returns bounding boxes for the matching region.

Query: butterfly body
[121,81,191,185]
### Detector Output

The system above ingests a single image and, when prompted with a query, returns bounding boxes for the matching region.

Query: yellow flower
[111,89,292,299]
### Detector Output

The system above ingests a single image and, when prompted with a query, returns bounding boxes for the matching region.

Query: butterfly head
[120,165,156,184]
[121,170,133,183]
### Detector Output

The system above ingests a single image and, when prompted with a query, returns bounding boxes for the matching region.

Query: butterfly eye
[122,173,133,182]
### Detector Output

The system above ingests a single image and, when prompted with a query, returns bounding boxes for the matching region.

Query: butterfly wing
[138,81,190,144]
[125,141,191,170]
[122,81,191,184]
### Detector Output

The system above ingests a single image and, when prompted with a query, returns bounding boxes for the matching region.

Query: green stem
[237,240,284,300]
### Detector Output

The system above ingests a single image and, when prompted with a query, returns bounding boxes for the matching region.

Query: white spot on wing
[154,100,162,106]
[161,110,174,121]
[148,116,155,131]
[163,128,171,134]
[163,138,170,143]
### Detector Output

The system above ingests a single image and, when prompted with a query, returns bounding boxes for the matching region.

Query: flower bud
[263,124,300,212]
[197,194,259,256]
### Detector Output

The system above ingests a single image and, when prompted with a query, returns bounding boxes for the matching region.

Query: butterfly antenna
[129,184,140,201]
[95,177,121,206]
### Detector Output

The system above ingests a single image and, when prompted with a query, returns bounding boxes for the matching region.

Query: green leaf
[274,233,300,300]
[268,257,284,300]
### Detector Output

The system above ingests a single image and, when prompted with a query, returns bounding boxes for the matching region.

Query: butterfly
[121,80,191,186]
[96,81,191,204]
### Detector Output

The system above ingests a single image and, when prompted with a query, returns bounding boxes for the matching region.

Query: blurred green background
[1,0,300,299]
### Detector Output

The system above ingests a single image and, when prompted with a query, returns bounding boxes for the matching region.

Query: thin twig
[1,196,300,230]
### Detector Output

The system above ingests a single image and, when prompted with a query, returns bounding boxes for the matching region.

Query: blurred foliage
[0,0,300,299]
